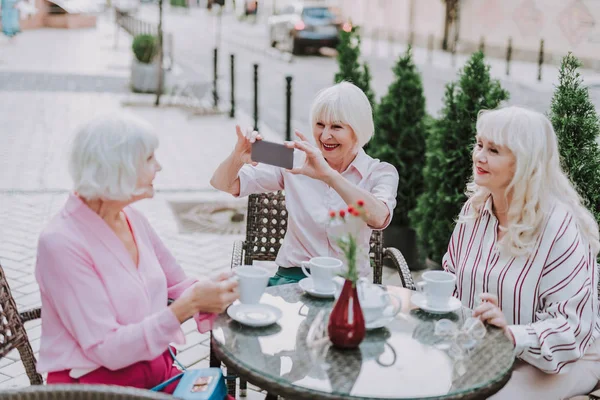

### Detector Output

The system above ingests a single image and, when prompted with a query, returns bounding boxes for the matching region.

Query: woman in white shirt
[443,106,600,399]
[211,82,398,285]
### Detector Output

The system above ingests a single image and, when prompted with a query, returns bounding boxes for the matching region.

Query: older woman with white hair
[35,113,239,393]
[211,81,399,286]
[443,106,600,398]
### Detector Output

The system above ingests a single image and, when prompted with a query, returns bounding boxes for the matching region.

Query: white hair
[463,106,600,257]
[309,81,374,148]
[68,112,159,201]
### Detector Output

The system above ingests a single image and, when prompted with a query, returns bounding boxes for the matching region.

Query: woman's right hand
[234,125,262,165]
[170,272,239,322]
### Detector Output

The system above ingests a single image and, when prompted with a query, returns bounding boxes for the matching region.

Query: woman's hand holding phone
[234,125,262,166]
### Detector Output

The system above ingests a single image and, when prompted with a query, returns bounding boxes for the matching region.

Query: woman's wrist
[169,298,195,323]
[504,326,516,346]
[322,168,340,186]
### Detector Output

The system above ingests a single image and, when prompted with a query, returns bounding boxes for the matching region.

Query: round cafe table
[211,284,516,400]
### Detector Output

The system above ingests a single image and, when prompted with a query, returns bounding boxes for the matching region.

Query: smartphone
[251,140,294,169]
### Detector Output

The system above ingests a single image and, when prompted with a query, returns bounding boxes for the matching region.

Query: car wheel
[291,38,302,55]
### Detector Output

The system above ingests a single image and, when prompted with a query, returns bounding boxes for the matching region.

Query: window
[302,7,337,19]
[280,5,295,15]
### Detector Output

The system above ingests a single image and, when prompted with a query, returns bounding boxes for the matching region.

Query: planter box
[44,13,96,29]
[130,59,166,93]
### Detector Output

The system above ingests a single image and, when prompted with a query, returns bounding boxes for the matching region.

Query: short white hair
[68,112,159,201]
[309,82,374,148]
[464,106,600,257]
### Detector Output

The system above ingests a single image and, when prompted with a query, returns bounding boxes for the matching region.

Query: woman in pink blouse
[210,82,399,285]
[35,113,239,392]
[443,106,600,398]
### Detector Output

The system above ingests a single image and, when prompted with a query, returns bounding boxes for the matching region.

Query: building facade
[338,0,600,70]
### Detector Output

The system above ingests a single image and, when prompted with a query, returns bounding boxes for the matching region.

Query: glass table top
[212,284,515,399]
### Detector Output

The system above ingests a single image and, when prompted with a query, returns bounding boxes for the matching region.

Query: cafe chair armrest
[383,247,416,291]
[19,307,41,323]
[231,240,245,269]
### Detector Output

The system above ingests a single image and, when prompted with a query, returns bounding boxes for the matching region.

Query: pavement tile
[0,373,12,384]
[0,358,15,369]
[0,360,26,378]
[175,330,210,352]
[175,344,211,368]
[0,374,31,389]
[12,282,39,295]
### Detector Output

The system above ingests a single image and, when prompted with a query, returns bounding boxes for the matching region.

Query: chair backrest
[0,263,43,385]
[243,191,384,284]
[2,384,174,399]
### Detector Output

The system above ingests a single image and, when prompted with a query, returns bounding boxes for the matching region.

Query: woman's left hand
[472,293,515,345]
[286,130,335,182]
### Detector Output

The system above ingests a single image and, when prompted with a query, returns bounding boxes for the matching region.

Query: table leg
[209,334,220,368]
[240,379,247,396]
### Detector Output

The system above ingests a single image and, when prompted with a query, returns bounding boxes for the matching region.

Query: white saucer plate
[411,292,462,314]
[298,277,335,298]
[365,315,395,330]
[227,303,282,327]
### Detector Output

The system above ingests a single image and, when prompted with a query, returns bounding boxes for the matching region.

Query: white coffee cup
[234,265,270,304]
[359,282,403,323]
[416,271,456,308]
[300,257,342,292]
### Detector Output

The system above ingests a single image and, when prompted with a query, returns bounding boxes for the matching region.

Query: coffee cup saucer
[411,292,461,314]
[298,277,336,298]
[365,315,395,330]
[227,303,282,327]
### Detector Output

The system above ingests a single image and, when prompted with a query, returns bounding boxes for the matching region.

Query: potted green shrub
[549,53,600,225]
[369,47,427,270]
[411,52,509,265]
[131,34,165,93]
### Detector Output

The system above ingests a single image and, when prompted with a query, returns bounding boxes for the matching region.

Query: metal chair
[232,191,416,289]
[0,384,174,399]
[0,262,43,385]
[211,190,416,397]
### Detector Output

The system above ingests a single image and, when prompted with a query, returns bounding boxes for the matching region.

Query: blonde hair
[463,106,600,257]
[69,112,159,201]
[309,81,374,148]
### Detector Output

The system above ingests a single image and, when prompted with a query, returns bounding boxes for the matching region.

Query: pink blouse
[35,194,215,373]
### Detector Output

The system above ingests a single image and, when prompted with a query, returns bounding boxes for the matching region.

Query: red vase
[328,279,365,349]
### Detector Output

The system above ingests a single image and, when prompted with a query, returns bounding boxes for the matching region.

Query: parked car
[267,2,351,55]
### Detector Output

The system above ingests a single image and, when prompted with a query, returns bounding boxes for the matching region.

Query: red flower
[347,206,355,214]
[339,210,346,218]
[329,210,336,218]
[357,200,365,207]
[351,210,360,217]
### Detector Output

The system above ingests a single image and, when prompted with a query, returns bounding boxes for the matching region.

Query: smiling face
[134,151,162,200]
[313,119,358,165]
[472,135,516,193]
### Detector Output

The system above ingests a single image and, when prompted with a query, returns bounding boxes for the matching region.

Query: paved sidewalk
[0,10,404,398]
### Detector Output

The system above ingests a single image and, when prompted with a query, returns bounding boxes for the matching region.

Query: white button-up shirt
[237,149,399,276]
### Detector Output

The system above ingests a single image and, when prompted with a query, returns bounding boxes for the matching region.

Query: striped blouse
[442,196,600,374]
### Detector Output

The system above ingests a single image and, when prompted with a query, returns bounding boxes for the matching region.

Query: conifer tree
[334,26,375,107]
[371,47,426,228]
[411,52,509,263]
[549,53,600,224]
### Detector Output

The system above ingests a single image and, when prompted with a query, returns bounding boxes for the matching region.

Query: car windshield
[302,7,336,19]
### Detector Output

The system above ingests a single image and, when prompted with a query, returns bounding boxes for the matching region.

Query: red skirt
[47,349,235,399]
[47,349,183,394]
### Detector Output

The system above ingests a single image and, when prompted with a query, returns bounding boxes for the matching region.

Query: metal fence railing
[115,8,174,70]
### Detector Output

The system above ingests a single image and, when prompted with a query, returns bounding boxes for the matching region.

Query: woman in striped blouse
[443,106,600,399]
